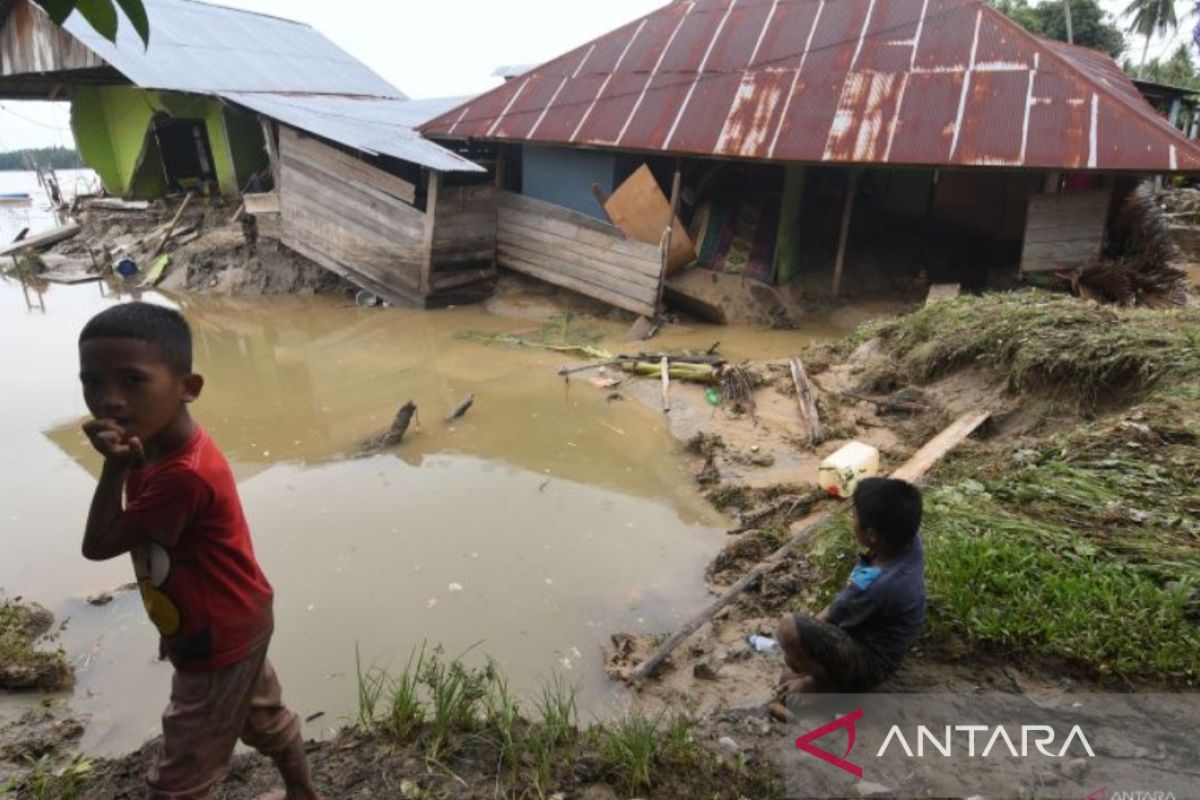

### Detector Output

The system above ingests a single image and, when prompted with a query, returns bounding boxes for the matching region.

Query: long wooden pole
[831,170,859,296]
[655,163,683,315]
[627,409,991,684]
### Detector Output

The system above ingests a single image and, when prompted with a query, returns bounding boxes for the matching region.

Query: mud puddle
[0,279,889,758]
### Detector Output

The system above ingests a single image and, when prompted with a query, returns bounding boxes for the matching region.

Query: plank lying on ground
[0,222,80,256]
[83,198,149,212]
[789,356,822,446]
[626,409,991,684]
[152,194,192,258]
[244,191,280,215]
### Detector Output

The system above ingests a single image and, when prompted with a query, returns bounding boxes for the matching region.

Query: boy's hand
[83,419,144,466]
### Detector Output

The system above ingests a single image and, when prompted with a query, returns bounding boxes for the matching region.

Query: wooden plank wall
[278,127,426,305]
[1,0,104,77]
[1020,188,1110,272]
[497,191,662,317]
[428,184,498,304]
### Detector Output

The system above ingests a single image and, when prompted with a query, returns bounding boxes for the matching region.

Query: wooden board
[603,165,696,273]
[279,127,416,205]
[496,191,660,317]
[1020,189,1109,273]
[925,283,960,306]
[244,191,280,215]
[0,222,80,256]
[278,131,427,303]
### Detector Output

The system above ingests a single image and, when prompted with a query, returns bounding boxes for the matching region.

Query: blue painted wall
[521,145,615,220]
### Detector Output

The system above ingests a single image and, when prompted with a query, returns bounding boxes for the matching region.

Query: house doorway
[152,115,217,194]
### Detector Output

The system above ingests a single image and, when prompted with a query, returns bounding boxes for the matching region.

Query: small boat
[0,192,33,204]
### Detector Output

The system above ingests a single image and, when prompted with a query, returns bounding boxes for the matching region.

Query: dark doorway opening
[153,115,217,193]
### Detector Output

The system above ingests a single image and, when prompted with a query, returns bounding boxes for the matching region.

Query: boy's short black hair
[79,302,192,374]
[852,477,923,550]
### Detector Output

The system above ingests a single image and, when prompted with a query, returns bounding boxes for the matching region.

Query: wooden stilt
[656,162,683,315]
[421,171,442,298]
[831,170,859,296]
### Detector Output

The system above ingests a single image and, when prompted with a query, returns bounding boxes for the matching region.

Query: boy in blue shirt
[777,477,926,694]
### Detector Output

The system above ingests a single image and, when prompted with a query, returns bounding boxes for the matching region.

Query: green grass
[352,648,780,797]
[1,755,93,800]
[798,292,1200,684]
[858,291,1200,404]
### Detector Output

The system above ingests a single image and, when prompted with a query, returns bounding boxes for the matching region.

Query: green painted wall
[70,86,260,198]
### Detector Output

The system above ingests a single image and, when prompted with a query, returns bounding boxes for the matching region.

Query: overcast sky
[0,0,1192,151]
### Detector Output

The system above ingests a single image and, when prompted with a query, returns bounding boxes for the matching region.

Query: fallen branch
[152,193,193,258]
[626,409,991,684]
[842,390,927,415]
[789,356,822,446]
[446,393,475,423]
[729,493,818,535]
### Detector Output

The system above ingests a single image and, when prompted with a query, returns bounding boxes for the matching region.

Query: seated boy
[77,303,320,800]
[777,477,925,694]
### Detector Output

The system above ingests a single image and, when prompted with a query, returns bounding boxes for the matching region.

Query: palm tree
[1124,0,1179,78]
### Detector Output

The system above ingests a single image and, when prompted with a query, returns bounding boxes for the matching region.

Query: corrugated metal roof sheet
[422,0,1200,172]
[62,0,401,97]
[45,0,484,172]
[222,93,484,172]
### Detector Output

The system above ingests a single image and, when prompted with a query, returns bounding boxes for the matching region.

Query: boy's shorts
[792,613,896,691]
[146,637,301,799]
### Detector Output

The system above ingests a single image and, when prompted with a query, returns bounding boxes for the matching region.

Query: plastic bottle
[746,634,782,655]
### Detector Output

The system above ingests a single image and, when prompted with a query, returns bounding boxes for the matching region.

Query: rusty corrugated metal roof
[421,0,1200,172]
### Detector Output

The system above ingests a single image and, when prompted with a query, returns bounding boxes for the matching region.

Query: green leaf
[32,0,76,24]
[74,0,119,41]
[114,0,150,46]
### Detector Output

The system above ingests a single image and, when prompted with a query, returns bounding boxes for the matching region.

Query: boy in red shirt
[78,302,320,800]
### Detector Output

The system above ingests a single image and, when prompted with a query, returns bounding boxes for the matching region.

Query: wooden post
[655,162,683,315]
[421,170,442,299]
[494,146,507,189]
[260,118,280,190]
[831,170,858,296]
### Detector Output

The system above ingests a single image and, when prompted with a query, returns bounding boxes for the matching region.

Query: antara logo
[794,709,864,777]
[795,710,1096,777]
[876,724,1096,758]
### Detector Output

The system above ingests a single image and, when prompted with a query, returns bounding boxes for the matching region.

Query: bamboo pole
[661,356,671,413]
[626,409,991,684]
[831,171,859,296]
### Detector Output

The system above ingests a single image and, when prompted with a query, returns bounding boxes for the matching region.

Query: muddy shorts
[792,614,895,692]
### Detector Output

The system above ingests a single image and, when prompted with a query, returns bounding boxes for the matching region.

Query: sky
[0,0,1194,151]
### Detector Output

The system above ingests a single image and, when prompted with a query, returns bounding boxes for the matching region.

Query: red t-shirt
[123,426,274,671]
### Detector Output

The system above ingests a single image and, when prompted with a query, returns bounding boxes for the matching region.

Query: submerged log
[359,401,418,453]
[446,393,475,423]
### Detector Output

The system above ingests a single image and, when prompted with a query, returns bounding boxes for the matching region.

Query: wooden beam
[260,118,280,189]
[422,171,441,297]
[657,163,683,314]
[832,170,858,296]
[626,409,991,684]
[789,356,822,446]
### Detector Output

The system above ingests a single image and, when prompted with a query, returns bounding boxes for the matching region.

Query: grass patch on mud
[348,645,782,799]
[0,600,72,692]
[803,292,1200,685]
[857,291,1200,405]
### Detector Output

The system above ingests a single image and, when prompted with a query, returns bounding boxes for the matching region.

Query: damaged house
[0,0,495,307]
[421,0,1200,320]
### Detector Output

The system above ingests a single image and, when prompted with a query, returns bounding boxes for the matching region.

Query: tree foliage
[30,0,148,45]
[991,0,1127,58]
[0,147,83,171]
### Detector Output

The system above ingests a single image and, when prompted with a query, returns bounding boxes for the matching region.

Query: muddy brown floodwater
[0,276,882,758]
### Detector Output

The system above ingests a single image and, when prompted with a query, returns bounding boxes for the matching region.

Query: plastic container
[746,634,783,655]
[818,441,880,499]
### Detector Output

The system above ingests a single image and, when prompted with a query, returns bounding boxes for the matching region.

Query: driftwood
[0,222,80,257]
[446,393,475,423]
[842,390,927,415]
[152,194,193,258]
[626,409,991,684]
[789,356,822,446]
[661,357,671,413]
[359,401,418,453]
[729,493,817,535]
